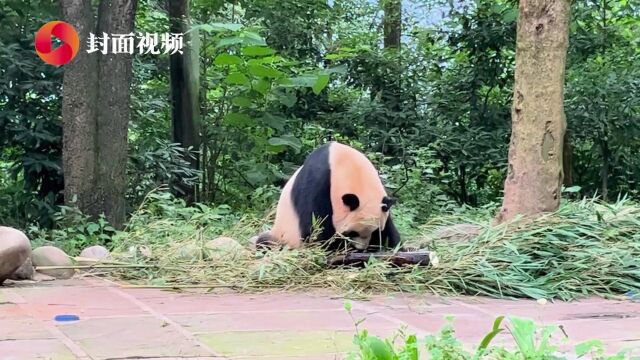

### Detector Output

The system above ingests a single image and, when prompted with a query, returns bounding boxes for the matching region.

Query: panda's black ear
[381,196,396,212]
[342,193,360,211]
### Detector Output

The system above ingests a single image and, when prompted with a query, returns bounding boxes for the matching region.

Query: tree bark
[96,0,137,228]
[61,0,99,217]
[383,0,401,49]
[495,0,571,224]
[168,0,201,204]
[562,131,573,187]
[61,0,137,229]
[382,0,402,111]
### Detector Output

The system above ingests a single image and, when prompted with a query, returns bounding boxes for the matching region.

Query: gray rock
[175,244,201,261]
[0,226,31,285]
[206,236,249,261]
[10,256,34,280]
[33,271,55,281]
[31,246,75,279]
[432,223,482,243]
[78,245,111,266]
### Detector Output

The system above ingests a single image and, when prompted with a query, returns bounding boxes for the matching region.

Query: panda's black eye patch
[342,193,360,211]
[344,231,360,238]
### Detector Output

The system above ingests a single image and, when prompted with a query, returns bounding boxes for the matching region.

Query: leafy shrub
[127,139,201,208]
[28,205,116,255]
[344,301,633,359]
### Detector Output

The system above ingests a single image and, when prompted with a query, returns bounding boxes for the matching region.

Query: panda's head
[337,193,396,250]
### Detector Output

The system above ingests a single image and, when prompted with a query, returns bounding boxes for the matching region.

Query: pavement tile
[127,358,223,360]
[119,287,181,299]
[455,296,537,306]
[390,310,502,342]
[8,279,87,289]
[473,299,640,323]
[0,288,25,305]
[559,317,640,342]
[0,303,29,320]
[0,318,52,340]
[606,339,640,356]
[4,278,640,359]
[137,292,346,314]
[12,285,145,320]
[56,316,214,359]
[390,301,486,317]
[170,308,396,333]
[230,355,346,360]
[197,330,356,357]
[0,339,76,360]
[365,294,456,310]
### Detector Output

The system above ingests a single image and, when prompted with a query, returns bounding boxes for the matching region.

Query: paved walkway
[0,278,639,359]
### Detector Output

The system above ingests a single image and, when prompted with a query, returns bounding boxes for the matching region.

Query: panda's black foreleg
[382,215,401,250]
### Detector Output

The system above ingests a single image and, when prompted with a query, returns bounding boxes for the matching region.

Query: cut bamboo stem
[119,284,255,289]
[34,264,158,270]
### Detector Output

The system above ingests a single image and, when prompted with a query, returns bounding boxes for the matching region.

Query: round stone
[10,257,34,280]
[205,236,249,261]
[175,244,201,261]
[31,246,75,279]
[0,227,31,284]
[432,223,481,242]
[78,245,111,266]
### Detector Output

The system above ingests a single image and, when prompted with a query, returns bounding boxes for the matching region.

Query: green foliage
[192,17,333,206]
[29,205,116,256]
[0,0,64,228]
[243,0,334,60]
[3,0,640,244]
[565,41,640,199]
[345,311,632,359]
[419,0,516,206]
[127,139,201,207]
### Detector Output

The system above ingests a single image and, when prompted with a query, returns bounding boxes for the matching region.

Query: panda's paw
[397,246,419,253]
[254,232,276,252]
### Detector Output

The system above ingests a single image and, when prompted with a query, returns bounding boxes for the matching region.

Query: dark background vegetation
[1,0,638,242]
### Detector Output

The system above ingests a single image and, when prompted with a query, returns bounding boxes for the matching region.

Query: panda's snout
[352,238,370,250]
[350,233,372,250]
[338,228,373,251]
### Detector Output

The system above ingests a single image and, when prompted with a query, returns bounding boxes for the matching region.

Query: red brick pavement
[1,278,638,359]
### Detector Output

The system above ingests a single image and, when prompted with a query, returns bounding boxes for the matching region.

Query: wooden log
[327,251,437,268]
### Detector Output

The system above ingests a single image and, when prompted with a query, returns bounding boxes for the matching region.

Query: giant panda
[256,141,401,253]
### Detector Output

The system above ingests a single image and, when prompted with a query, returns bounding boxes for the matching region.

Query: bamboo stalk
[119,284,250,289]
[34,264,157,270]
[72,256,130,265]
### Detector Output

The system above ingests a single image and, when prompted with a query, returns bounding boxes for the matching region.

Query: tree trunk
[95,0,137,228]
[61,0,99,218]
[168,0,201,204]
[562,131,573,187]
[495,0,571,224]
[61,0,137,229]
[379,0,402,114]
[383,0,401,49]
